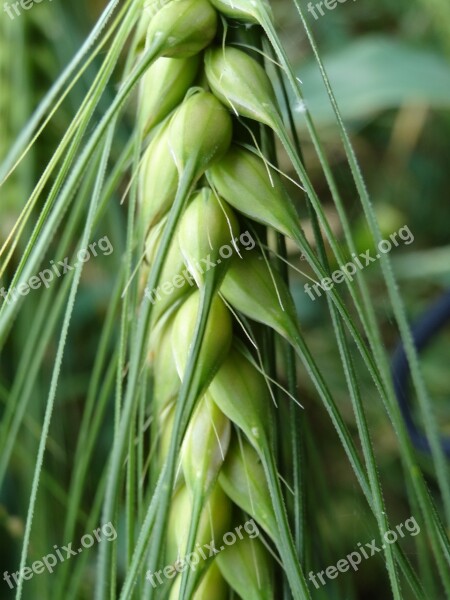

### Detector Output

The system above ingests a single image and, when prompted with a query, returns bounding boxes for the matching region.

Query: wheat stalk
[2,1,448,599]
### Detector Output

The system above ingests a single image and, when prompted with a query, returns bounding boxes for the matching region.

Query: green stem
[261,447,312,600]
[0,0,127,182]
[179,489,206,598]
[288,329,427,599]
[258,9,450,592]
[280,73,402,595]
[98,159,197,599]
[118,255,217,599]
[0,1,139,320]
[15,120,115,600]
[291,0,450,527]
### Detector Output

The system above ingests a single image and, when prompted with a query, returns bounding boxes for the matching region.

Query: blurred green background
[1,0,449,598]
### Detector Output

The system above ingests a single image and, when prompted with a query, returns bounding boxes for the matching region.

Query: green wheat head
[0,0,449,599]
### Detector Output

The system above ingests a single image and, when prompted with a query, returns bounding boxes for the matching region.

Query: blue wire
[391,290,450,457]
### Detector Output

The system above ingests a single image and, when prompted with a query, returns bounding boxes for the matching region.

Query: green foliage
[1,0,449,599]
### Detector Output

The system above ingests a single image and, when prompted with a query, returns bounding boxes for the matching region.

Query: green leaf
[297,36,450,127]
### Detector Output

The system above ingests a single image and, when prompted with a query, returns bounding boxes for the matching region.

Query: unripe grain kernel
[168,91,233,179]
[139,121,178,228]
[217,535,274,600]
[208,146,299,239]
[148,316,180,419]
[178,187,240,286]
[145,218,194,322]
[157,403,176,468]
[171,291,233,389]
[169,562,228,600]
[141,56,200,131]
[182,394,231,496]
[205,46,278,127]
[209,349,272,450]
[168,484,232,561]
[147,0,218,58]
[220,252,299,344]
[135,8,153,50]
[209,0,272,23]
[219,437,277,541]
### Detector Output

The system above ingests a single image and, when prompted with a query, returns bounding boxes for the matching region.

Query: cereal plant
[1,0,450,599]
